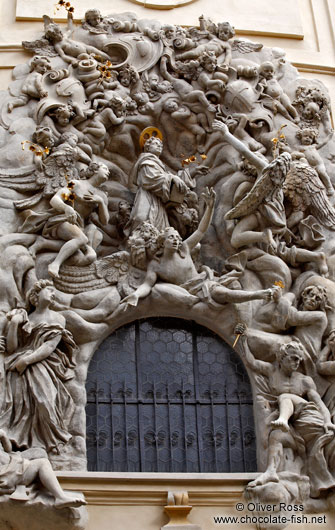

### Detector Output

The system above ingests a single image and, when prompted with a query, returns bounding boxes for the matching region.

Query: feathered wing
[285,163,335,230]
[94,251,130,284]
[225,170,273,220]
[22,38,57,57]
[231,39,263,54]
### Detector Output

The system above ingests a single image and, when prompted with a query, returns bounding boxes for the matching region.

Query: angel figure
[162,98,207,152]
[22,162,110,279]
[7,56,51,113]
[16,131,92,212]
[160,56,216,132]
[257,61,299,123]
[214,121,329,276]
[82,8,111,34]
[43,13,110,67]
[197,51,228,97]
[175,21,235,70]
[117,188,274,312]
[283,154,335,230]
[295,127,334,195]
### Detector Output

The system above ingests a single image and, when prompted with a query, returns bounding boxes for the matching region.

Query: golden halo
[139,127,163,149]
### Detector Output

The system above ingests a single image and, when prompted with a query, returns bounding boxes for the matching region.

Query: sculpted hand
[192,166,209,178]
[212,120,229,136]
[14,357,28,375]
[65,208,78,224]
[234,323,247,336]
[173,176,188,194]
[121,292,139,310]
[83,193,99,204]
[6,308,27,324]
[202,187,216,208]
[263,287,276,302]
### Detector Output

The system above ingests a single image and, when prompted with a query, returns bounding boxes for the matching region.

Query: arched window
[86,318,256,472]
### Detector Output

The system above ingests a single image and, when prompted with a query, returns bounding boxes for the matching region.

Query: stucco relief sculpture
[0,7,335,528]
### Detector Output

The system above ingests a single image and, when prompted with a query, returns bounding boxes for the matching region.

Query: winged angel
[224,151,329,275]
[283,155,335,231]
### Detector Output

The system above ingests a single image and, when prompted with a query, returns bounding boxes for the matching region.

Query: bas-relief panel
[0,4,334,530]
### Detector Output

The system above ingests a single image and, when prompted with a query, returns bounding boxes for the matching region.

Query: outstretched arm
[120,265,158,309]
[185,187,216,250]
[238,329,272,376]
[212,120,266,171]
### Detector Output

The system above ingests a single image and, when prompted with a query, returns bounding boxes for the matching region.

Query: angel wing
[284,162,335,229]
[22,38,57,57]
[95,251,130,284]
[225,170,274,220]
[231,39,263,54]
[54,251,131,294]
[225,152,291,220]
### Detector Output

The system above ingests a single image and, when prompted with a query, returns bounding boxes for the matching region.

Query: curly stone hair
[28,279,53,306]
[276,339,305,365]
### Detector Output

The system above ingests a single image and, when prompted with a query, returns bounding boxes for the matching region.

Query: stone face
[0,8,334,529]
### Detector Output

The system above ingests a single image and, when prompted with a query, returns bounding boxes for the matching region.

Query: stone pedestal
[161,505,202,529]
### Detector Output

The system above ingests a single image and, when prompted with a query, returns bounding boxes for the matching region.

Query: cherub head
[300,285,329,311]
[85,9,103,27]
[162,24,175,40]
[32,126,54,148]
[30,56,51,74]
[118,65,138,87]
[81,162,109,184]
[296,127,318,146]
[45,22,63,43]
[58,132,78,148]
[49,104,75,126]
[199,51,217,72]
[217,22,235,41]
[109,95,126,117]
[163,98,180,114]
[302,101,320,121]
[259,61,275,80]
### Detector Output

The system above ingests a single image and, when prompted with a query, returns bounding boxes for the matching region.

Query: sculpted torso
[152,247,198,285]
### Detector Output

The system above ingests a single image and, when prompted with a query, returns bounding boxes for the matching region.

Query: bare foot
[248,469,279,488]
[48,262,60,279]
[271,418,289,432]
[55,495,87,510]
[7,102,13,113]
